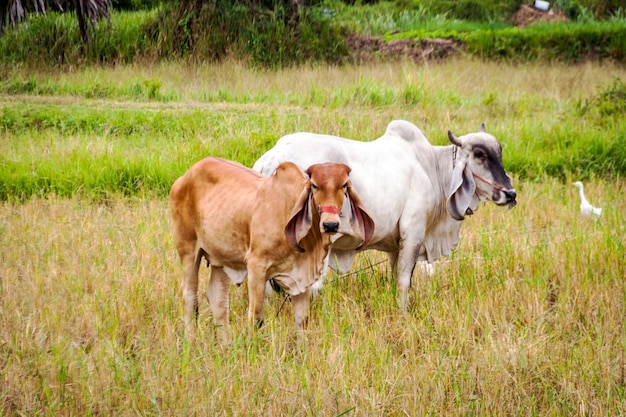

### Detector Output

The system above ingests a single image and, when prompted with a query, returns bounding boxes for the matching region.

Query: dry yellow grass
[1,177,624,415]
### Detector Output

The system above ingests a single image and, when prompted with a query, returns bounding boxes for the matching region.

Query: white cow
[253,120,517,307]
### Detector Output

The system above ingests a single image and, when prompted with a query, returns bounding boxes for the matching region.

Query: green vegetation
[1,60,625,201]
[1,1,625,68]
[387,20,626,63]
[0,10,158,67]
[0,2,349,68]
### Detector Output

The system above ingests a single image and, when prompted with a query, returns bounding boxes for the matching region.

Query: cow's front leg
[291,288,311,329]
[246,262,268,328]
[395,240,421,310]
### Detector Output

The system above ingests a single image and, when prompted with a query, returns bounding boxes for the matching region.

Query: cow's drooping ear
[447,156,476,221]
[285,185,313,253]
[345,181,375,251]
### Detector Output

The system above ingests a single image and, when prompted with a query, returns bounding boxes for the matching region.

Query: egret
[573,181,602,218]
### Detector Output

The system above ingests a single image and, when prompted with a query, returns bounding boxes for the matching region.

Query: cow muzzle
[319,205,341,234]
[322,221,340,234]
[504,189,517,209]
[492,188,517,207]
[473,172,517,209]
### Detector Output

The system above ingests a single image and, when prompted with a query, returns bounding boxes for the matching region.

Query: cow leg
[388,250,408,308]
[291,288,311,329]
[246,261,269,328]
[206,266,231,342]
[180,251,201,337]
[394,242,421,309]
[312,249,357,295]
[328,249,358,274]
[310,255,330,296]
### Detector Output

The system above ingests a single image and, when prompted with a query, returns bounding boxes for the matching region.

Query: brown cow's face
[307,163,351,234]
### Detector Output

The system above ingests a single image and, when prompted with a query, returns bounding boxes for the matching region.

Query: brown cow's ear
[346,182,375,251]
[285,187,313,253]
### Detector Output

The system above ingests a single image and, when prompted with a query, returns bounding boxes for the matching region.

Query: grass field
[1,58,625,415]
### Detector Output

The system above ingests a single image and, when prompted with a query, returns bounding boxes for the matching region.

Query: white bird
[573,181,602,218]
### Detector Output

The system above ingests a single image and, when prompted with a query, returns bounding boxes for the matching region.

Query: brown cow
[169,157,374,338]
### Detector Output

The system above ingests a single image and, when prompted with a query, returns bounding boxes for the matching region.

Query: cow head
[447,123,517,221]
[286,163,374,252]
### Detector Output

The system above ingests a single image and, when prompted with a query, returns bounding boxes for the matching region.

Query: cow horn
[479,123,487,133]
[448,130,462,147]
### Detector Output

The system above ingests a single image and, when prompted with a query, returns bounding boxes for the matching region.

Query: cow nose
[323,222,339,233]
[504,190,516,202]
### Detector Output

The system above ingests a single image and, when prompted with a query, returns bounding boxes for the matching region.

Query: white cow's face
[447,125,516,220]
[463,132,516,207]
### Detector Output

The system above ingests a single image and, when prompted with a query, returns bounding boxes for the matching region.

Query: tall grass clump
[464,21,626,62]
[0,10,158,67]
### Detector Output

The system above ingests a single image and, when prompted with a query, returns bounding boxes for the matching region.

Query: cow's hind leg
[180,251,202,338]
[206,266,231,342]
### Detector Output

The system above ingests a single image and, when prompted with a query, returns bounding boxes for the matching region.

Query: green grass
[328,1,510,36]
[1,59,626,201]
[2,5,626,69]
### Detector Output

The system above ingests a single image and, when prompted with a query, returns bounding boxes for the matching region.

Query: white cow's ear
[285,189,313,252]
[346,182,375,251]
[447,157,476,221]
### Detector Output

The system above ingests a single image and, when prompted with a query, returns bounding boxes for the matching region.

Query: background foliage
[1,60,625,201]
[0,0,625,68]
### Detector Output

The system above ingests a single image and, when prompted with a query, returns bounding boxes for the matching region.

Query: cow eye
[342,182,348,189]
[311,183,319,190]
[474,150,486,160]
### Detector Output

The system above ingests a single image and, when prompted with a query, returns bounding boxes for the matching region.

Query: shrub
[148,0,349,67]
[388,19,626,63]
[577,77,626,119]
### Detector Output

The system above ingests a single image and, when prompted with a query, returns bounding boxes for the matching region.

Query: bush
[148,0,349,67]
[388,19,626,63]
[464,21,626,62]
